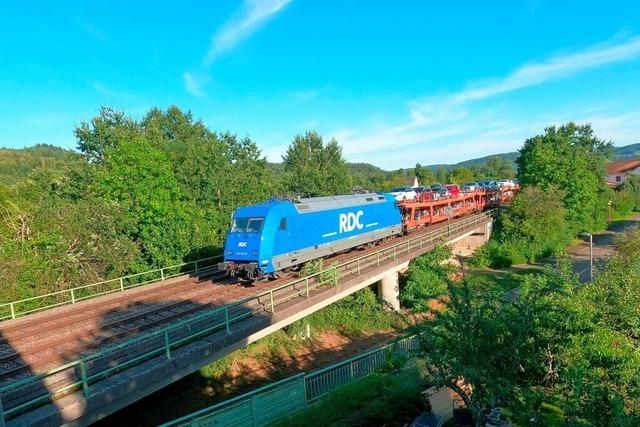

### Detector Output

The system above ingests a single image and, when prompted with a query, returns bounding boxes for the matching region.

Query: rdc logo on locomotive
[339,210,364,233]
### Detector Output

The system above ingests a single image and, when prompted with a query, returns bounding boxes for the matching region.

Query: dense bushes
[400,244,453,311]
[470,187,571,268]
[423,234,640,425]
[0,107,279,300]
[295,287,406,336]
[611,188,635,217]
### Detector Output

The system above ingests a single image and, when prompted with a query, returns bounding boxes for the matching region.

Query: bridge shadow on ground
[92,316,400,427]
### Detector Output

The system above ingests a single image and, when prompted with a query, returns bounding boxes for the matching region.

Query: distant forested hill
[418,143,638,172]
[615,143,640,159]
[0,144,78,186]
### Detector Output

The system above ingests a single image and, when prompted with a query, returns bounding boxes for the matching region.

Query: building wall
[606,166,640,186]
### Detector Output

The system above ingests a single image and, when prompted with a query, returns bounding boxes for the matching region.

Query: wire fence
[0,212,491,422]
[160,335,422,427]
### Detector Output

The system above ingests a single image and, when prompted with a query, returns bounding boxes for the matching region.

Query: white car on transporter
[390,186,417,202]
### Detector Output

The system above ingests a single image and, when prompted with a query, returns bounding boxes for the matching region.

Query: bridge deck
[1,212,493,426]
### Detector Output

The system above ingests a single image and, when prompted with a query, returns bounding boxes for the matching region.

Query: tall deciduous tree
[414,163,436,185]
[497,186,571,262]
[447,167,476,184]
[282,131,353,197]
[517,123,614,232]
[435,166,448,184]
[75,106,139,163]
[480,156,515,179]
[97,137,192,268]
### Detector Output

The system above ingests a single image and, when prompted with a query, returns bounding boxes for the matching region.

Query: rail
[0,211,492,422]
[161,335,422,427]
[0,255,222,321]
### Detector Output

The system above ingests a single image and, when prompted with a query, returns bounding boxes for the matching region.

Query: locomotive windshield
[231,217,264,233]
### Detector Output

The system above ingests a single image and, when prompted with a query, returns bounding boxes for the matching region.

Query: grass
[465,265,545,294]
[274,366,425,427]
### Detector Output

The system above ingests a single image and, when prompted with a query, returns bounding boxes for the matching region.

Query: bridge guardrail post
[160,268,165,281]
[120,277,124,291]
[225,307,231,334]
[9,303,15,320]
[164,330,171,359]
[305,278,309,298]
[70,289,76,304]
[195,260,199,273]
[269,290,275,313]
[377,252,380,267]
[79,359,89,397]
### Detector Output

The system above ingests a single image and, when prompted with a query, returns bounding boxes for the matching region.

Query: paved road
[568,215,640,283]
[504,215,640,301]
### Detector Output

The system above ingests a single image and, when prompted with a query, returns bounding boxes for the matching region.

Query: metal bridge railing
[160,335,423,427]
[0,256,222,321]
[0,211,491,421]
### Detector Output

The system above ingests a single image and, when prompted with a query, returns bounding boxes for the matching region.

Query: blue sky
[1,1,640,168]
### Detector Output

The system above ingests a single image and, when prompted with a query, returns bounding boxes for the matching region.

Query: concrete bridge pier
[378,271,400,311]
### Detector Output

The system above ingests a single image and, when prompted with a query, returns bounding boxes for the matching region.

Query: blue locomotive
[218,193,403,279]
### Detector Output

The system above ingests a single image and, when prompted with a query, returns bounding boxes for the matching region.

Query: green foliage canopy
[282,131,353,197]
[517,123,614,232]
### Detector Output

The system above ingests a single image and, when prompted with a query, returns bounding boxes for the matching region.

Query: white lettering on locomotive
[339,210,364,233]
[238,241,248,247]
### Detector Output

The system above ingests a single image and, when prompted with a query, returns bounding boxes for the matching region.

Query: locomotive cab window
[278,217,287,230]
[231,217,264,233]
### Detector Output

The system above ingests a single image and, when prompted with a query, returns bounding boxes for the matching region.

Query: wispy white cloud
[315,35,640,168]
[450,36,640,104]
[184,0,292,96]
[204,0,292,67]
[183,72,205,98]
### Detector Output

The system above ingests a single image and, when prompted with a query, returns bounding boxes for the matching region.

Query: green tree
[97,137,194,267]
[75,106,139,163]
[563,231,640,423]
[401,244,453,311]
[447,167,475,184]
[282,131,353,196]
[620,175,640,210]
[517,123,614,232]
[414,163,436,185]
[497,186,571,263]
[422,268,583,425]
[480,156,515,179]
[435,165,447,183]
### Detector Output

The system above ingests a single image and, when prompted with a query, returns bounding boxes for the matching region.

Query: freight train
[218,188,516,280]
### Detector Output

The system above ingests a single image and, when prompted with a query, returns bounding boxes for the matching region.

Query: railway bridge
[0,211,493,427]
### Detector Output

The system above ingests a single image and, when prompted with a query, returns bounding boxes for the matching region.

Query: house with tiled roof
[606,159,640,187]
